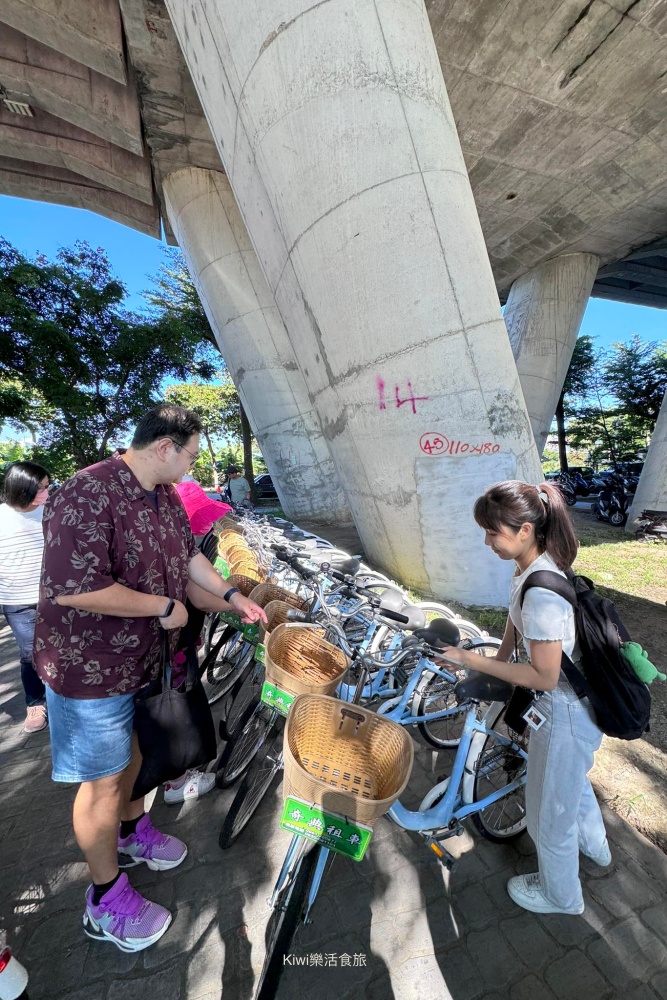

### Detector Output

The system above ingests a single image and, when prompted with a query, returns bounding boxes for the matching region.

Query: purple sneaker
[118,814,188,871]
[83,873,172,952]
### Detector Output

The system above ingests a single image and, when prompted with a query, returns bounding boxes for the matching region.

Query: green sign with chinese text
[279,795,373,861]
[261,680,294,716]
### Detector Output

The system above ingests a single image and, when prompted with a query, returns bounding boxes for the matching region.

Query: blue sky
[1,194,666,349]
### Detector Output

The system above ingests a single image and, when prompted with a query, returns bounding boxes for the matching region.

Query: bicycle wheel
[255,845,321,1000]
[215,701,272,788]
[218,655,263,742]
[417,641,503,747]
[452,617,484,640]
[416,600,456,622]
[201,633,253,706]
[469,700,529,842]
[219,723,284,849]
[415,670,466,748]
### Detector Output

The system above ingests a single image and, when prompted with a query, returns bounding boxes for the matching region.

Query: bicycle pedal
[423,835,457,871]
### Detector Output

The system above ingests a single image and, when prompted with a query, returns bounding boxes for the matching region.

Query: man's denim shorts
[45,686,136,782]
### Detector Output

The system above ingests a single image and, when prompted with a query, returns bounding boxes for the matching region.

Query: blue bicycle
[253,624,529,1000]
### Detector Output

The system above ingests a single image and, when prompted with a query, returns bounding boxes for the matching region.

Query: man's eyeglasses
[170,440,199,469]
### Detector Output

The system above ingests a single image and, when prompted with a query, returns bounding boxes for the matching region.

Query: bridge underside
[1,0,667,308]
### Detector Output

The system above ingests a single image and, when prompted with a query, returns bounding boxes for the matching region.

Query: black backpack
[520,570,651,741]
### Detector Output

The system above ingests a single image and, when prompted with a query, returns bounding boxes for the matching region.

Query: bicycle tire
[218,654,263,741]
[215,702,271,788]
[416,600,456,622]
[255,846,320,1000]
[469,701,529,842]
[201,634,254,706]
[415,642,501,748]
[219,723,284,849]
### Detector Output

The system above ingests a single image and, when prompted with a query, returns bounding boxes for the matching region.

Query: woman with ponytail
[441,479,610,916]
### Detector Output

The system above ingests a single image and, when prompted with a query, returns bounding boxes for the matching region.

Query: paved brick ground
[2,620,667,1000]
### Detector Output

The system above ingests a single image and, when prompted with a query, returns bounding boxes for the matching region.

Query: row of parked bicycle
[551,468,666,536]
[195,508,529,1000]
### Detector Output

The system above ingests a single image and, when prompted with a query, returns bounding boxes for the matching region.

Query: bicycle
[218,612,500,848]
[253,627,529,1000]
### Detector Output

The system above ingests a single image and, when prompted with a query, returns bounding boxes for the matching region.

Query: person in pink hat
[175,480,232,541]
[160,479,234,804]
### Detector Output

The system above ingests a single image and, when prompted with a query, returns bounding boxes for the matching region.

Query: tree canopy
[0,239,217,475]
[553,332,667,471]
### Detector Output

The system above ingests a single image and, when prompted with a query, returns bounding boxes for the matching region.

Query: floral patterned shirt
[35,455,196,698]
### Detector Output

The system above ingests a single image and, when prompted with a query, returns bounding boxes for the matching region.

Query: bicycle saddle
[336,556,362,577]
[413,618,461,648]
[454,671,514,704]
[376,588,427,631]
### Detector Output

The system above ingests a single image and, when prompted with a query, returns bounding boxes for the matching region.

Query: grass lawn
[573,510,667,605]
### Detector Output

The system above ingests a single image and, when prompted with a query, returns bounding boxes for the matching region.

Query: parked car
[254,473,278,500]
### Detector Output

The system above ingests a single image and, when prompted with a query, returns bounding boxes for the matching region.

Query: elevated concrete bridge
[2,0,666,601]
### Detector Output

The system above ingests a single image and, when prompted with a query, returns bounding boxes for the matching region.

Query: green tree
[0,239,217,469]
[148,249,258,497]
[603,334,667,427]
[165,379,242,487]
[554,335,597,472]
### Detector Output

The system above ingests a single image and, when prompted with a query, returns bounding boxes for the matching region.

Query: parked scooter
[591,474,629,527]
[635,509,667,543]
[556,470,605,506]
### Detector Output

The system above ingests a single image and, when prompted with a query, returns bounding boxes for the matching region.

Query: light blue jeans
[526,680,608,911]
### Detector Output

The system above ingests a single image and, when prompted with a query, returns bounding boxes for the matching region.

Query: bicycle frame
[269,700,527,926]
[387,705,527,831]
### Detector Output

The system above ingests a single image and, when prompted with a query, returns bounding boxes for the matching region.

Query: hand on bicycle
[228,592,268,624]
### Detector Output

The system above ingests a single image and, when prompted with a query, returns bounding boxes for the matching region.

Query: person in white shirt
[0,461,50,733]
[442,479,610,917]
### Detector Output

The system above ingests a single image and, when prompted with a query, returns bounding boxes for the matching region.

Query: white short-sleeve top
[508,552,578,662]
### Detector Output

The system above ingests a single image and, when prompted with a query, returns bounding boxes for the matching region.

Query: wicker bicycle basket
[218,529,249,549]
[265,623,348,699]
[283,693,414,827]
[218,537,250,560]
[219,517,244,535]
[249,583,311,611]
[228,555,266,580]
[258,600,293,642]
[225,574,262,597]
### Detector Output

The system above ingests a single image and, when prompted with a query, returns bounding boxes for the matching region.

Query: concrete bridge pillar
[165,0,542,604]
[504,254,600,456]
[627,390,667,530]
[163,167,352,525]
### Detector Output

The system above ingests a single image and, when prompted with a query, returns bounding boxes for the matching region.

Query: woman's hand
[229,592,267,624]
[439,645,472,668]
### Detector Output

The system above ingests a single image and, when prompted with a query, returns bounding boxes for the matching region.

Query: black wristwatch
[158,599,175,618]
[223,587,240,604]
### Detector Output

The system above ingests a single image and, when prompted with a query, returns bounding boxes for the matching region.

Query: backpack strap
[519,570,590,702]
[519,570,577,610]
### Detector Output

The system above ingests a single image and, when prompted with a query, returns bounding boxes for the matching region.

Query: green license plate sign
[261,680,294,716]
[214,556,230,579]
[279,796,373,862]
[219,612,259,641]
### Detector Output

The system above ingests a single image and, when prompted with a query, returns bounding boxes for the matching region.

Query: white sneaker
[507,874,584,915]
[583,841,612,867]
[164,769,215,804]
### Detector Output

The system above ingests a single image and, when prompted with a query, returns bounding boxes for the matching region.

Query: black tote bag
[131,631,217,800]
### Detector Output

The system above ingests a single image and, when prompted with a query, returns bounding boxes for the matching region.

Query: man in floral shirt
[35,403,266,953]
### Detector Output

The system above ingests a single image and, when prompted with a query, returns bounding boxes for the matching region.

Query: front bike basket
[262,624,349,716]
[283,693,414,828]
